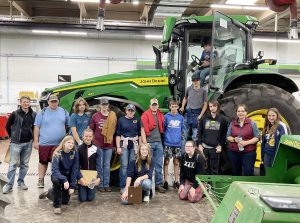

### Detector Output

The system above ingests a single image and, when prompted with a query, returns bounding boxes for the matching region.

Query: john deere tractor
[39,12,300,182]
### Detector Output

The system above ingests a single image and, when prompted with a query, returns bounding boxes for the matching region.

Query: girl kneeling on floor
[77,128,101,202]
[51,135,79,214]
[178,140,206,203]
[121,143,154,204]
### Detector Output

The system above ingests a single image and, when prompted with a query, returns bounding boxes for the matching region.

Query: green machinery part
[209,182,300,223]
[196,135,300,203]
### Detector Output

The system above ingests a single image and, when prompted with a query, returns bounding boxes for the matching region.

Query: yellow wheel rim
[110,155,120,172]
[247,109,289,167]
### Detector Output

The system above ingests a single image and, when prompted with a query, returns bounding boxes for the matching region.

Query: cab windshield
[211,13,247,86]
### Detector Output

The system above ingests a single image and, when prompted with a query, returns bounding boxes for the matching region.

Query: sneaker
[18,183,28,190]
[173,182,180,190]
[53,208,61,215]
[98,187,105,192]
[37,178,44,188]
[2,184,13,194]
[143,195,150,202]
[104,187,112,192]
[163,181,169,190]
[155,185,166,193]
[39,190,49,199]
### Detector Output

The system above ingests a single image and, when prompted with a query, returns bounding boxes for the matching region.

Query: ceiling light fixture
[32,30,87,36]
[32,30,59,34]
[145,34,162,40]
[133,1,139,5]
[211,4,269,11]
[253,38,300,43]
[154,12,182,17]
[71,0,102,3]
[226,0,257,5]
[60,31,87,35]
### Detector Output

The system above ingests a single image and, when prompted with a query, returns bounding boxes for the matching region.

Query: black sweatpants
[203,147,220,175]
[48,176,71,208]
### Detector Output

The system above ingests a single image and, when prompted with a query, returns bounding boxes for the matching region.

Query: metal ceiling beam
[0,20,163,33]
[148,0,161,23]
[11,0,31,17]
[203,0,226,16]
[77,2,88,23]
[259,10,290,27]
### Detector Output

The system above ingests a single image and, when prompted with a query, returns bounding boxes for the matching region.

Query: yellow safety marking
[235,201,243,212]
[53,77,168,93]
[282,139,300,150]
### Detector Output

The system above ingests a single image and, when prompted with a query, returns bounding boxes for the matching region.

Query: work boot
[18,182,28,190]
[155,185,166,193]
[163,181,169,190]
[143,195,150,202]
[39,190,49,199]
[37,178,44,188]
[173,182,180,190]
[105,187,112,192]
[54,208,61,215]
[98,187,105,192]
[2,184,13,194]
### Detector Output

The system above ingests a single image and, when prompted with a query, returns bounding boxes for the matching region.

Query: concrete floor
[0,139,214,223]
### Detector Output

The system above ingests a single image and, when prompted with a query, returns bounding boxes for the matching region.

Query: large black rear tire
[219,84,300,134]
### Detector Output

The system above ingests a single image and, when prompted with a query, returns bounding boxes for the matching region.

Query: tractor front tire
[220,83,300,134]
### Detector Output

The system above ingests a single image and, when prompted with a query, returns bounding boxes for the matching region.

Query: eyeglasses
[192,79,200,82]
[151,103,158,106]
[127,109,135,112]
[100,103,109,106]
[49,100,58,103]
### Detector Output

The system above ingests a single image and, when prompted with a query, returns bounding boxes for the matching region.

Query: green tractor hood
[45,69,168,93]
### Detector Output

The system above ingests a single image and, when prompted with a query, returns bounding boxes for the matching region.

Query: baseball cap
[191,73,200,81]
[48,95,58,102]
[125,104,136,111]
[99,98,109,105]
[150,98,159,105]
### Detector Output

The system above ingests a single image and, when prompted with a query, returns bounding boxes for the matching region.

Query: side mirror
[161,43,169,52]
[257,51,264,59]
[153,46,162,69]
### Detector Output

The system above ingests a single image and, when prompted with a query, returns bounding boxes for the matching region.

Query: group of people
[3,76,289,214]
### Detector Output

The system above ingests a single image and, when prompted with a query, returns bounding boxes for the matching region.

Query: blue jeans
[181,115,198,154]
[264,152,275,168]
[78,185,96,202]
[119,147,135,189]
[149,142,164,186]
[194,67,210,87]
[141,179,152,196]
[121,179,152,205]
[7,141,33,186]
[228,150,256,176]
[99,148,113,188]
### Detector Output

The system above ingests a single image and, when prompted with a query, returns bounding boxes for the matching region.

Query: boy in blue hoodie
[163,100,184,190]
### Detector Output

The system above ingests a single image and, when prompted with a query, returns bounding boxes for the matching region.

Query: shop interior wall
[253,41,300,87]
[0,33,159,113]
[1,33,300,113]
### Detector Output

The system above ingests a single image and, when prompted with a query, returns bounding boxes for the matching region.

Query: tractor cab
[160,12,259,101]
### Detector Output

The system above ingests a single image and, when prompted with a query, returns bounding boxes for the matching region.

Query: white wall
[253,41,300,64]
[1,33,300,113]
[0,33,160,112]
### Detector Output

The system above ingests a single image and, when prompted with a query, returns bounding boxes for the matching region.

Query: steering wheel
[191,55,201,65]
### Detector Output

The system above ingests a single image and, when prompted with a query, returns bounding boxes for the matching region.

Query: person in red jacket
[226,104,260,176]
[141,98,166,193]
